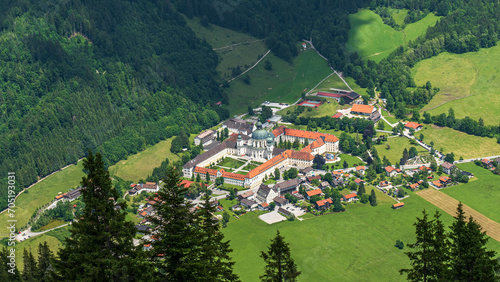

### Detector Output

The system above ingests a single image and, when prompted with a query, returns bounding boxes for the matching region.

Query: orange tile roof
[385,166,395,173]
[300,144,312,153]
[283,128,339,143]
[409,183,419,189]
[260,202,269,207]
[332,170,343,175]
[247,151,289,178]
[356,166,365,171]
[432,180,443,187]
[55,195,64,199]
[222,171,247,180]
[272,125,286,137]
[306,189,322,197]
[439,176,450,182]
[343,173,349,177]
[179,180,194,188]
[289,150,314,161]
[310,137,325,149]
[194,166,219,176]
[351,104,374,114]
[393,202,404,208]
[316,198,332,206]
[405,122,422,129]
[344,193,358,199]
[354,178,364,184]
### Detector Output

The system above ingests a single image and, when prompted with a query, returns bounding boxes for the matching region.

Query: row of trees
[3,151,301,281]
[401,204,499,281]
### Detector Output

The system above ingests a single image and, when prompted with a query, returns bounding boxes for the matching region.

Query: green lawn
[346,10,439,62]
[108,137,179,182]
[330,154,365,169]
[403,13,440,43]
[418,125,500,159]
[388,9,408,26]
[442,163,500,223]
[218,157,246,169]
[346,9,404,62]
[278,102,345,119]
[0,161,85,238]
[226,50,333,116]
[223,193,500,281]
[38,219,66,231]
[413,44,500,125]
[311,73,350,91]
[373,137,428,164]
[381,108,400,124]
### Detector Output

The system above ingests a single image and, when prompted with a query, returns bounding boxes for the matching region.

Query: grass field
[346,9,404,62]
[331,154,365,169]
[404,13,440,43]
[223,192,500,281]
[381,108,400,124]
[108,137,179,182]
[388,8,408,26]
[374,137,428,164]
[39,219,66,231]
[278,102,345,119]
[346,10,439,62]
[310,73,350,91]
[218,157,246,169]
[226,50,333,115]
[413,44,500,125]
[418,125,500,159]
[0,161,85,238]
[441,163,500,223]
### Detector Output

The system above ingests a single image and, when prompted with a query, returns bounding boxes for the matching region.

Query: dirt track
[417,189,500,242]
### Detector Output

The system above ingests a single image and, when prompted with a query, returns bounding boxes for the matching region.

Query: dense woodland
[0,0,226,210]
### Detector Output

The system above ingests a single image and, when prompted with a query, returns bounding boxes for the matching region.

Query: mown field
[374,136,428,164]
[0,162,85,238]
[413,44,500,125]
[418,125,500,159]
[388,8,408,26]
[184,16,268,79]
[277,102,345,119]
[223,192,500,281]
[442,163,500,223]
[226,50,333,116]
[346,9,439,62]
[108,137,179,182]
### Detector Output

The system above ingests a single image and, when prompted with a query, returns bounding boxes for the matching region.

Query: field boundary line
[417,188,500,242]
[227,49,271,83]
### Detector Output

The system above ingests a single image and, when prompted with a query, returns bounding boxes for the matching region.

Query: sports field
[413,45,500,125]
[226,50,333,115]
[0,161,85,238]
[108,137,179,182]
[223,192,500,281]
[418,125,500,159]
[441,163,500,223]
[417,188,500,242]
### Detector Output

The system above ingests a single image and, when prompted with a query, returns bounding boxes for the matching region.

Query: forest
[0,0,226,210]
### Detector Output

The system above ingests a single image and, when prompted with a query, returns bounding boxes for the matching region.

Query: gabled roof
[222,171,247,180]
[310,137,325,149]
[393,202,404,208]
[272,125,286,137]
[354,178,364,184]
[432,180,443,187]
[343,193,358,199]
[409,183,419,189]
[240,191,254,198]
[439,176,450,182]
[405,122,422,129]
[306,189,322,197]
[194,166,219,176]
[441,162,455,169]
[356,166,365,171]
[385,166,395,173]
[332,112,343,118]
[282,128,339,143]
[351,104,374,114]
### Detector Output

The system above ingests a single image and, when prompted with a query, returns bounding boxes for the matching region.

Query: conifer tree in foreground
[260,230,301,282]
[55,150,150,281]
[149,166,200,281]
[22,249,37,282]
[448,202,498,281]
[196,196,240,281]
[35,242,56,281]
[400,210,448,281]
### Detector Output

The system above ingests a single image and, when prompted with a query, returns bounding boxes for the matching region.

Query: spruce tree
[400,210,449,281]
[55,150,150,281]
[148,166,200,280]
[196,196,239,281]
[36,242,56,281]
[369,189,377,206]
[448,202,498,281]
[358,183,366,196]
[22,249,37,282]
[260,230,301,282]
[0,247,22,281]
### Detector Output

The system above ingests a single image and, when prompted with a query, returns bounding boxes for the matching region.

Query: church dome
[252,122,268,140]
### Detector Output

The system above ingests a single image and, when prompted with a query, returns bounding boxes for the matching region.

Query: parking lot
[259,210,286,224]
[282,203,306,218]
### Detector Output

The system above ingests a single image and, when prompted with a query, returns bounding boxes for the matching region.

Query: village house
[256,184,279,203]
[482,158,493,168]
[404,122,423,131]
[332,177,344,187]
[274,178,301,195]
[291,190,304,200]
[315,198,333,211]
[408,183,419,190]
[307,175,322,183]
[299,167,314,176]
[306,188,322,200]
[432,180,443,189]
[368,111,381,123]
[354,178,365,185]
[439,176,453,186]
[385,166,398,177]
[350,104,375,116]
[356,166,366,176]
[319,181,330,189]
[379,180,391,188]
[259,202,270,210]
[273,196,289,206]
[441,162,455,174]
[240,198,258,210]
[238,190,255,201]
[342,193,358,203]
[135,225,151,234]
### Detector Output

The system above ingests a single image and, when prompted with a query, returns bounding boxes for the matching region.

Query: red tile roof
[179,180,194,188]
[260,202,269,207]
[282,128,339,143]
[332,112,343,118]
[307,175,321,182]
[272,125,286,137]
[194,166,219,176]
[409,183,419,189]
[354,178,364,184]
[439,176,450,182]
[385,166,395,173]
[432,180,443,187]
[351,104,374,114]
[356,166,365,171]
[393,202,404,208]
[405,122,422,129]
[222,171,247,180]
[344,193,358,199]
[310,137,325,149]
[306,189,322,197]
[316,198,333,206]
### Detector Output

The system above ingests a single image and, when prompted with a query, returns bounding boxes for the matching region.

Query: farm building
[392,202,404,209]
[404,122,423,131]
[350,104,375,116]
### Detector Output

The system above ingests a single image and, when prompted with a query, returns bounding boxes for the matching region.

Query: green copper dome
[252,122,268,140]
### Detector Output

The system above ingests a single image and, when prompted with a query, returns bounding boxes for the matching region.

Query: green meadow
[388,8,408,26]
[346,9,439,62]
[413,44,500,125]
[226,50,333,115]
[442,163,500,223]
[0,162,85,238]
[374,137,428,164]
[418,125,500,159]
[223,193,500,281]
[108,137,179,182]
[277,102,346,119]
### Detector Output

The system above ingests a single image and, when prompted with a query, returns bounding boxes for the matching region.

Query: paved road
[16,223,71,242]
